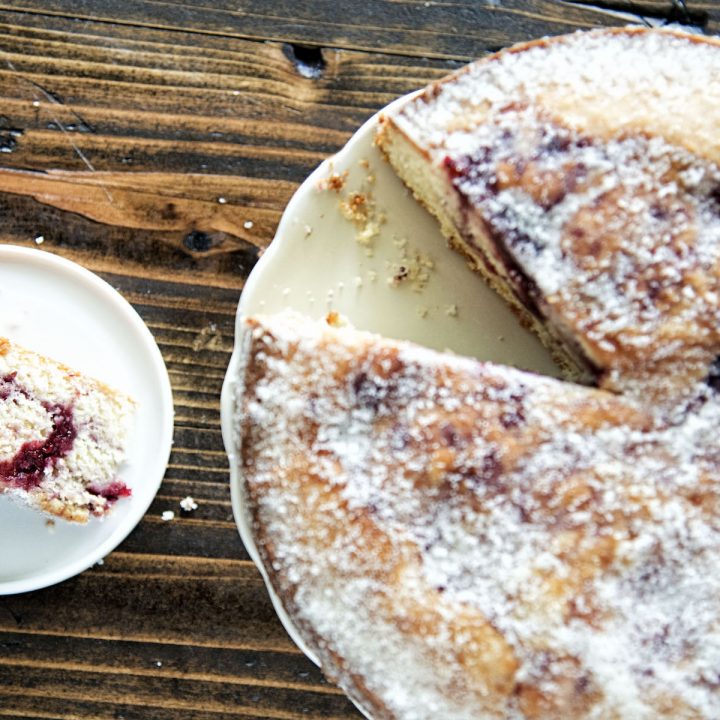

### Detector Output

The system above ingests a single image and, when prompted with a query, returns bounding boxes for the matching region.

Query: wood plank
[0,11,451,130]
[0,669,356,719]
[0,555,289,648]
[117,520,246,560]
[0,0,644,60]
[687,2,720,34]
[0,11,457,295]
[0,631,337,693]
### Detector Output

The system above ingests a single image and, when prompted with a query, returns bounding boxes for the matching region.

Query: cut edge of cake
[376,108,592,384]
[375,26,720,404]
[0,337,137,523]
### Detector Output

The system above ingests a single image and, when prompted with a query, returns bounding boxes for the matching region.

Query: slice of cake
[376,27,720,408]
[0,338,135,522]
[235,311,720,720]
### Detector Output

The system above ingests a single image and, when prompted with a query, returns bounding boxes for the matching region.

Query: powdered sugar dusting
[445,107,720,408]
[390,28,720,407]
[237,311,720,719]
[397,29,720,164]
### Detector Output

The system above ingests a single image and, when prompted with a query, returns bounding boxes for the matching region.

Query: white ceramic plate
[0,245,174,595]
[221,95,560,687]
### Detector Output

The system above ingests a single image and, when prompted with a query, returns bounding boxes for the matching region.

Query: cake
[235,311,720,720]
[230,25,720,720]
[376,27,720,409]
[0,338,135,522]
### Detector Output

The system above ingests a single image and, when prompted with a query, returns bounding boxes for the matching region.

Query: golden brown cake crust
[237,312,720,720]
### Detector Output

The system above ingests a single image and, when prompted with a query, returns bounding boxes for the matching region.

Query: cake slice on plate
[376,27,720,408]
[234,311,720,720]
[0,338,135,522]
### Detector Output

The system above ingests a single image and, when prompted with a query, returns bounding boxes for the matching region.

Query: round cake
[232,27,720,720]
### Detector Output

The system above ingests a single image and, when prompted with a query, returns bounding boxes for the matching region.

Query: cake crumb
[328,166,388,251]
[389,265,409,285]
[326,311,347,328]
[337,186,385,249]
[416,306,430,319]
[356,222,381,247]
[318,171,348,193]
[161,510,175,522]
[304,224,313,238]
[180,496,198,512]
[445,304,459,317]
[359,158,370,169]
[341,192,369,223]
[192,323,223,352]
[387,248,434,291]
[354,276,363,289]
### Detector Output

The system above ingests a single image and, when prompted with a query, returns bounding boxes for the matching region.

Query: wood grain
[0,0,643,60]
[0,2,714,718]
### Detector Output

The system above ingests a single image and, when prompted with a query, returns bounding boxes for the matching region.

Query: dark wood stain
[0,1,700,717]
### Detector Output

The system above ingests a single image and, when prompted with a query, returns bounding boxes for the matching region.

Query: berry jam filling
[0,372,19,400]
[1,373,131,506]
[0,400,77,490]
[88,481,131,504]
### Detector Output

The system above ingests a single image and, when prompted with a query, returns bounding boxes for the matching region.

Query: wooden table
[0,2,715,718]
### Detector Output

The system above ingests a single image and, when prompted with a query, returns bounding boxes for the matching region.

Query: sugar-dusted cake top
[387,29,720,407]
[236,311,720,720]
[395,28,720,164]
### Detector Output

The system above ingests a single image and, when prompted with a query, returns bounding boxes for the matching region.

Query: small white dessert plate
[221,95,559,687]
[0,245,174,595]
